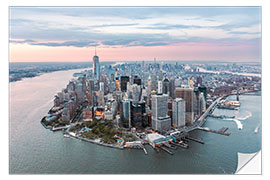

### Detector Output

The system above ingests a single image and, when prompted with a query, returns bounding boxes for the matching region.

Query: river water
[9,69,261,174]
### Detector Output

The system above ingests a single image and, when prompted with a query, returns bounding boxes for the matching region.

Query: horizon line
[9,59,261,63]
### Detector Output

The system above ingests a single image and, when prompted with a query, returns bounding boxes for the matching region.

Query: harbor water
[9,69,261,174]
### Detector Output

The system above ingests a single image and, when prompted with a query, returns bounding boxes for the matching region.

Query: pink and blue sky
[9,7,261,62]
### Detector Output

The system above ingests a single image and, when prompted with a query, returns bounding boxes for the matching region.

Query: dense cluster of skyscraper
[45,50,260,135]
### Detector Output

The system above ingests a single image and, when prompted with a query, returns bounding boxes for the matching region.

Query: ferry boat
[225,100,240,107]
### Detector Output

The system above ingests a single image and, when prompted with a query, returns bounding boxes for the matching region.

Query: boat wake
[223,118,243,130]
[220,111,252,130]
[254,124,260,133]
[235,111,252,121]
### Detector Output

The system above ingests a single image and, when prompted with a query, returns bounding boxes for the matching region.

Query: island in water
[40,56,261,155]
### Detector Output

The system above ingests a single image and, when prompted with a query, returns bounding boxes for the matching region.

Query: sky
[9,7,261,62]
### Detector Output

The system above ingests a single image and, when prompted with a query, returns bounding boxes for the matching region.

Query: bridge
[197,96,224,127]
[170,96,223,137]
[238,93,261,96]
[170,94,231,140]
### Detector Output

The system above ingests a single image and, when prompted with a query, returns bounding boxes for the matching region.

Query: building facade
[172,98,186,128]
[151,94,171,133]
[93,50,100,80]
[175,87,195,125]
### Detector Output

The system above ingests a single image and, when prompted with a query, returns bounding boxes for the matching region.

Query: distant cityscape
[38,50,261,154]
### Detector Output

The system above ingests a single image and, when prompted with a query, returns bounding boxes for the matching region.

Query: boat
[225,100,241,107]
[64,134,70,138]
[254,125,260,134]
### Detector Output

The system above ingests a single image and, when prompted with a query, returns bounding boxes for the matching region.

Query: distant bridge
[239,93,261,96]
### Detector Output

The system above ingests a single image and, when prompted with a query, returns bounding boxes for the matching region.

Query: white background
[1,0,269,179]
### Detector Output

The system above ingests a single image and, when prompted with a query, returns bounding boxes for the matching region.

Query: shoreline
[40,119,125,150]
[69,134,124,150]
[10,67,91,83]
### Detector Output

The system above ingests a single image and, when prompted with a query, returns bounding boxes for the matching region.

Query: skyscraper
[162,78,170,94]
[169,78,175,98]
[175,87,195,125]
[93,47,100,80]
[157,81,163,94]
[99,82,104,93]
[151,94,171,133]
[120,76,130,92]
[120,100,131,128]
[172,98,186,128]
[133,76,141,86]
[130,101,146,129]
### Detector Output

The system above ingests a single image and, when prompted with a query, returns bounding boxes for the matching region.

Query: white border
[2,0,269,179]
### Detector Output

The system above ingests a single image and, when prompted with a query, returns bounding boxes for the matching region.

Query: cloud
[9,39,36,44]
[102,39,170,47]
[9,7,261,49]
[31,40,98,47]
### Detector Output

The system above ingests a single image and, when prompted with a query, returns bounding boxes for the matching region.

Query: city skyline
[9,7,261,62]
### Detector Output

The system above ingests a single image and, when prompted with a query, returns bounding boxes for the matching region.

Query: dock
[208,114,235,119]
[142,147,148,155]
[198,127,231,136]
[159,146,174,155]
[164,143,177,150]
[171,142,189,149]
[184,136,204,144]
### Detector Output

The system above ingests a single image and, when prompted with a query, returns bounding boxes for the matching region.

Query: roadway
[176,96,224,134]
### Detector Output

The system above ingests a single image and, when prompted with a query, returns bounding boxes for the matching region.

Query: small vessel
[225,100,241,107]
[254,125,260,134]
[64,134,70,138]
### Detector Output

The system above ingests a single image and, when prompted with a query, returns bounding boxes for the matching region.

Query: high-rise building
[157,81,163,94]
[115,77,120,91]
[127,83,141,101]
[120,76,130,92]
[169,78,175,98]
[172,98,186,128]
[130,101,146,129]
[193,88,200,117]
[99,82,104,93]
[147,76,152,95]
[133,76,141,86]
[198,92,206,114]
[151,75,157,92]
[75,82,84,104]
[93,48,100,80]
[196,76,203,87]
[193,87,206,117]
[175,87,195,124]
[198,86,207,100]
[120,100,131,128]
[151,94,171,133]
[162,78,170,94]
[175,78,181,87]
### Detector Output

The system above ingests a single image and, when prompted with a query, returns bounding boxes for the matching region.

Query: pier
[184,136,204,144]
[197,127,231,136]
[208,114,235,119]
[171,142,189,149]
[142,147,148,155]
[164,143,177,150]
[159,146,174,155]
